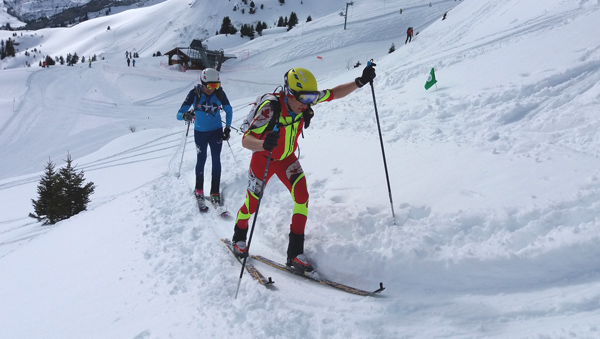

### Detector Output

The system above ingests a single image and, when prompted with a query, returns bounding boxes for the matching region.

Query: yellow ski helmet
[284,67,318,93]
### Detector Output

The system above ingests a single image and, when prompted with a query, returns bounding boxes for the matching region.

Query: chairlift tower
[344,2,354,30]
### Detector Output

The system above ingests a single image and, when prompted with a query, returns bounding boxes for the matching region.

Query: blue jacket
[177,86,233,132]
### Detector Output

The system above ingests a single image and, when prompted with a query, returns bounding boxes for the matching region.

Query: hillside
[1,0,600,338]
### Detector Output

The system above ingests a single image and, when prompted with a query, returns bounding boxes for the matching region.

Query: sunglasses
[203,82,220,90]
[287,88,319,105]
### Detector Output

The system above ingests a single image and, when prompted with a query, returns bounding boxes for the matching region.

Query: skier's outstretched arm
[329,81,359,100]
[330,64,376,100]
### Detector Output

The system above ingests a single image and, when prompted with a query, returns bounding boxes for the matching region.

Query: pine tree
[240,24,255,39]
[5,38,15,57]
[256,21,265,35]
[57,153,95,218]
[45,55,55,66]
[29,159,62,225]
[287,12,298,31]
[389,43,396,53]
[219,16,237,35]
[29,154,96,225]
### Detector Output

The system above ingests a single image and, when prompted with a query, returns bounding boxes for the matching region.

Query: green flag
[424,67,437,90]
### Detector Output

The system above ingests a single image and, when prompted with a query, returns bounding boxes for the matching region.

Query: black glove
[182,111,195,122]
[302,107,314,129]
[355,62,377,88]
[222,127,231,141]
[263,131,280,151]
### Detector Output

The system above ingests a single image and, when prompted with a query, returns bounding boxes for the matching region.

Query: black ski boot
[286,232,314,273]
[232,224,248,258]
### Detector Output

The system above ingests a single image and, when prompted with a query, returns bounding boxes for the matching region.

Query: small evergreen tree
[45,55,56,66]
[57,153,96,219]
[29,154,96,225]
[29,159,62,224]
[255,21,265,35]
[240,24,255,39]
[220,16,237,35]
[389,43,396,53]
[5,38,16,57]
[307,15,312,22]
[287,12,298,31]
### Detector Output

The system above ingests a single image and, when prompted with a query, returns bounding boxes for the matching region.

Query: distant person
[399,8,403,14]
[229,64,376,275]
[443,12,447,20]
[88,59,91,68]
[176,68,233,209]
[127,58,130,66]
[405,27,413,44]
[132,59,136,67]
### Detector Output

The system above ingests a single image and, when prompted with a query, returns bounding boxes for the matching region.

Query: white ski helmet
[201,68,220,84]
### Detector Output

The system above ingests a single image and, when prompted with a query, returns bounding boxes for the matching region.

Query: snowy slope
[1,0,600,338]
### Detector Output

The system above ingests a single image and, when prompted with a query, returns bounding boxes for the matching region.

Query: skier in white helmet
[176,68,233,210]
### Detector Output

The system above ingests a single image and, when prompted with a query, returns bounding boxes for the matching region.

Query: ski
[222,239,274,286]
[251,254,385,296]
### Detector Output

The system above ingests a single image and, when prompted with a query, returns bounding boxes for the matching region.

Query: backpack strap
[193,85,202,109]
[194,85,225,102]
[215,87,225,101]
[259,95,282,138]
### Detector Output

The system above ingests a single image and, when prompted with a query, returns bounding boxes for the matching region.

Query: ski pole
[226,140,239,166]
[235,129,277,299]
[176,120,191,179]
[368,63,396,225]
[222,120,241,133]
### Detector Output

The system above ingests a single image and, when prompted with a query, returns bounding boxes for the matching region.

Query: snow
[1,0,600,338]
[0,1,24,28]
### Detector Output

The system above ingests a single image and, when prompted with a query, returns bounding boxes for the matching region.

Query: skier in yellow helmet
[231,63,377,274]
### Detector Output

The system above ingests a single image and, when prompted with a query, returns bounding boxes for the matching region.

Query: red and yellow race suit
[235,90,333,235]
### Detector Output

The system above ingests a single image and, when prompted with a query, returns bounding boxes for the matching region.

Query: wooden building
[164,39,236,71]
